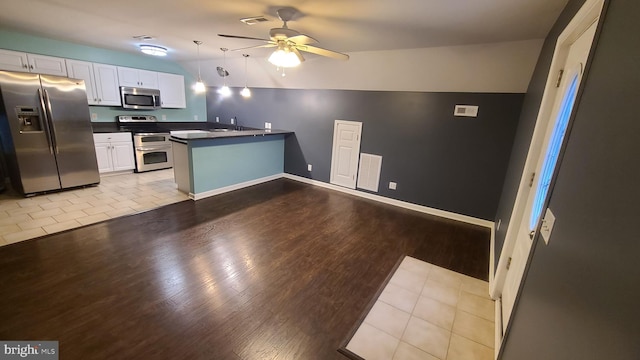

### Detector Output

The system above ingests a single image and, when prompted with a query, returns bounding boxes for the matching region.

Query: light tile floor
[346,256,495,360]
[0,169,189,246]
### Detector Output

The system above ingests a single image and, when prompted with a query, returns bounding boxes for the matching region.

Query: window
[529,72,580,230]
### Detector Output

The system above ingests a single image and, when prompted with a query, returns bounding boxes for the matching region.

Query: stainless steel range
[117,115,173,172]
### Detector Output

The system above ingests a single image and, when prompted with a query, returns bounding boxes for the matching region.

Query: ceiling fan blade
[231,43,277,51]
[287,34,318,45]
[218,34,272,43]
[296,45,349,60]
[292,47,305,63]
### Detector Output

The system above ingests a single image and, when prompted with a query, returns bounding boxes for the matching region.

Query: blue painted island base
[171,135,285,200]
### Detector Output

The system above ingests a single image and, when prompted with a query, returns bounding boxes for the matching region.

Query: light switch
[389,182,397,190]
[540,208,556,244]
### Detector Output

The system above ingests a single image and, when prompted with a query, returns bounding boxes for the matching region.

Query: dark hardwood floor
[0,179,490,359]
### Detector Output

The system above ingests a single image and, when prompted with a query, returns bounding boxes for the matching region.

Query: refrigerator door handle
[37,88,55,155]
[43,89,59,154]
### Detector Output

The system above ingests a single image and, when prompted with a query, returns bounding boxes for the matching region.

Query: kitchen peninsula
[170,129,291,199]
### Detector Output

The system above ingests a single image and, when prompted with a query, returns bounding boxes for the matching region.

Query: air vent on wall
[240,16,270,25]
[454,105,479,117]
[357,154,383,192]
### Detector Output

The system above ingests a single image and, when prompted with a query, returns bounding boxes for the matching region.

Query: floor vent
[357,153,382,192]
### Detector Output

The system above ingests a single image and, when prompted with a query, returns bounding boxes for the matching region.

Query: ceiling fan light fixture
[268,47,300,68]
[139,44,167,57]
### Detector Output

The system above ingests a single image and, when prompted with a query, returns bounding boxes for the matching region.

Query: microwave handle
[154,95,159,108]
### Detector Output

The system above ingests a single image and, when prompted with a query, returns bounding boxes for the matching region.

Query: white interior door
[501,20,598,332]
[330,120,362,189]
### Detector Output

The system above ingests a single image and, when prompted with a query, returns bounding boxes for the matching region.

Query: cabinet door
[111,142,136,171]
[117,66,140,87]
[94,142,113,173]
[27,54,67,76]
[0,49,29,72]
[158,73,186,108]
[94,64,121,106]
[66,59,98,105]
[138,69,158,89]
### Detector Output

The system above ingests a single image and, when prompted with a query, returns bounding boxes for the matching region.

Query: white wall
[180,39,543,93]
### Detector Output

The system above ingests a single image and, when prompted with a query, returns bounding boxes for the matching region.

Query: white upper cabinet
[0,49,29,72]
[0,49,67,76]
[117,66,158,89]
[93,64,121,106]
[158,72,186,108]
[66,60,97,104]
[27,54,67,76]
[66,60,120,106]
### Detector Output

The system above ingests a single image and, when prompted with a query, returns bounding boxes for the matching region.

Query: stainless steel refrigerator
[0,70,100,196]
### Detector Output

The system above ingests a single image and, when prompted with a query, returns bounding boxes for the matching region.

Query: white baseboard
[189,174,284,200]
[283,174,494,229]
[188,172,494,230]
[495,297,503,359]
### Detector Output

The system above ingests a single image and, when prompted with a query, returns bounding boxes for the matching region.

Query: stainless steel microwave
[120,86,161,110]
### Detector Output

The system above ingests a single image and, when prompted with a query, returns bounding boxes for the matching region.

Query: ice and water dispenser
[16,107,42,133]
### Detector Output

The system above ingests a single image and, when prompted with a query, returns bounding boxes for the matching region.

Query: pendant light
[218,48,231,97]
[193,40,205,93]
[240,54,251,98]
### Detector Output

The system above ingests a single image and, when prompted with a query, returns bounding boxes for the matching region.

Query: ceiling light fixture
[139,44,167,57]
[193,40,206,93]
[268,43,301,68]
[218,48,231,97]
[240,54,251,98]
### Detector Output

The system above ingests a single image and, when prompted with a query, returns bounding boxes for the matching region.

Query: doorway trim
[491,0,606,353]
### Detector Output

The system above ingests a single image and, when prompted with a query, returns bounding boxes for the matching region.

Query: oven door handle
[136,146,172,151]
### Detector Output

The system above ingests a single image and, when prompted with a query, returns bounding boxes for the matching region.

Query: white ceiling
[0,0,568,61]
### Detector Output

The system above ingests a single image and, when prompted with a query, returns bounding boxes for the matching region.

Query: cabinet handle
[23,64,28,69]
[29,65,34,69]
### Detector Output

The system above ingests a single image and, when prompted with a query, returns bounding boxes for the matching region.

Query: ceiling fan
[218,8,349,67]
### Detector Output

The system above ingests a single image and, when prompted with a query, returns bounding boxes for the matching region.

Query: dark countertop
[90,121,240,134]
[169,129,291,142]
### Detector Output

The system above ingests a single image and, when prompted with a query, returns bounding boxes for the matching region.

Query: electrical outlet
[161,115,167,121]
[389,182,397,190]
[194,115,198,121]
[497,219,502,231]
[230,118,235,125]
[267,122,272,129]
[216,117,220,122]
[307,164,312,171]
[91,113,97,121]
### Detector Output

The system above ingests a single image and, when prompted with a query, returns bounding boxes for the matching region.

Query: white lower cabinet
[93,133,135,173]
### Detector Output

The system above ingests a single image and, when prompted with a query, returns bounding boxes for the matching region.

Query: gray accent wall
[207,89,523,221]
[492,0,587,268]
[500,0,640,359]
